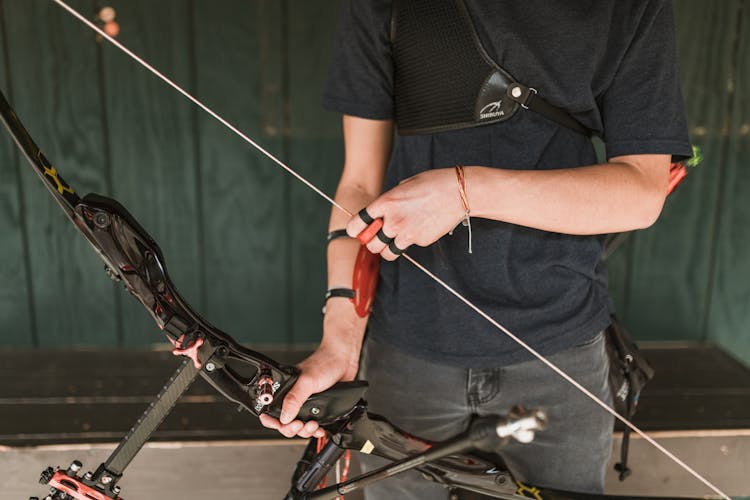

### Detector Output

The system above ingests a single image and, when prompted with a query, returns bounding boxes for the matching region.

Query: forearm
[467,155,671,235]
[322,186,375,351]
[327,183,379,288]
[324,115,392,347]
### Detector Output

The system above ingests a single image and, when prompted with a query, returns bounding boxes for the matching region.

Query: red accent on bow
[49,471,123,500]
[170,334,204,369]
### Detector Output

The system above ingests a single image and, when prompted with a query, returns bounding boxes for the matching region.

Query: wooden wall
[608,0,750,364]
[0,1,748,365]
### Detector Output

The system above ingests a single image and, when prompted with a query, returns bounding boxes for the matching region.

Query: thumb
[279,374,315,424]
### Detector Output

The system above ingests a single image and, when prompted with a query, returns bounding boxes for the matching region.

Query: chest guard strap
[391,0,591,136]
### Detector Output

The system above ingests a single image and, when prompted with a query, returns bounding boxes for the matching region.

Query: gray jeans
[357,332,613,499]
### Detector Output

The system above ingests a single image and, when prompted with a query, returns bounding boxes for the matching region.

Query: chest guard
[391,0,590,136]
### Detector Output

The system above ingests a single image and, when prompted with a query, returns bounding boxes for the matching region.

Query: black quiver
[605,314,655,481]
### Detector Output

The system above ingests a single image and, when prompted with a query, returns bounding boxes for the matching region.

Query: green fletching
[687,145,703,168]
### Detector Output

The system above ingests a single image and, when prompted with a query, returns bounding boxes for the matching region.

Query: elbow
[610,154,672,231]
[633,189,668,230]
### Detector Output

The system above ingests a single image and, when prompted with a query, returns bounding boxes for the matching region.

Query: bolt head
[101,475,112,485]
[93,212,111,229]
[205,362,216,372]
[511,86,523,98]
[310,407,320,415]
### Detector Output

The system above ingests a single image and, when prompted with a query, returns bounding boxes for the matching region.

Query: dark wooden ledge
[1,345,748,447]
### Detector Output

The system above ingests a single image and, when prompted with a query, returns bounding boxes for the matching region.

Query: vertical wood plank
[286,0,345,345]
[605,237,635,319]
[622,0,737,341]
[706,1,750,363]
[99,0,201,346]
[0,1,34,346]
[3,0,117,347]
[192,0,287,345]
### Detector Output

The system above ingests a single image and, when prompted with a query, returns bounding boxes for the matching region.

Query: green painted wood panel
[0,2,34,346]
[620,0,739,341]
[287,0,345,345]
[3,0,118,347]
[99,0,201,346]
[192,0,288,345]
[706,1,750,362]
[0,1,747,366]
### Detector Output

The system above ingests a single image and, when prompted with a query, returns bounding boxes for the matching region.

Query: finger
[259,413,280,430]
[278,420,304,438]
[370,224,397,253]
[297,420,321,439]
[313,428,326,439]
[381,239,406,261]
[280,377,315,424]
[347,207,377,238]
[366,236,386,254]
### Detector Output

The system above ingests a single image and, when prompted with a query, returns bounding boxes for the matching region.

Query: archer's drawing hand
[346,168,465,260]
[259,300,362,438]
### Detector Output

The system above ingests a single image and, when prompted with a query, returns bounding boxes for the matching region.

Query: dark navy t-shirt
[323,0,693,367]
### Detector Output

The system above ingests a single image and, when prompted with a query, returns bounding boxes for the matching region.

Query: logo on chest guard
[479,100,505,120]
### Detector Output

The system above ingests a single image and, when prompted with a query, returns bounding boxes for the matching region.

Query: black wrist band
[326,229,350,243]
[322,288,356,314]
[325,288,356,300]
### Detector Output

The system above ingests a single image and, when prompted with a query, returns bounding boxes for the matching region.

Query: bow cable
[49,1,730,498]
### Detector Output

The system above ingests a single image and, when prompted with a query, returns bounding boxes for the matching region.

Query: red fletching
[352,245,380,317]
[667,162,688,195]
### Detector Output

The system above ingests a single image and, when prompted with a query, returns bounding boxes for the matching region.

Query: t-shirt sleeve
[599,0,693,162]
[322,0,394,120]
